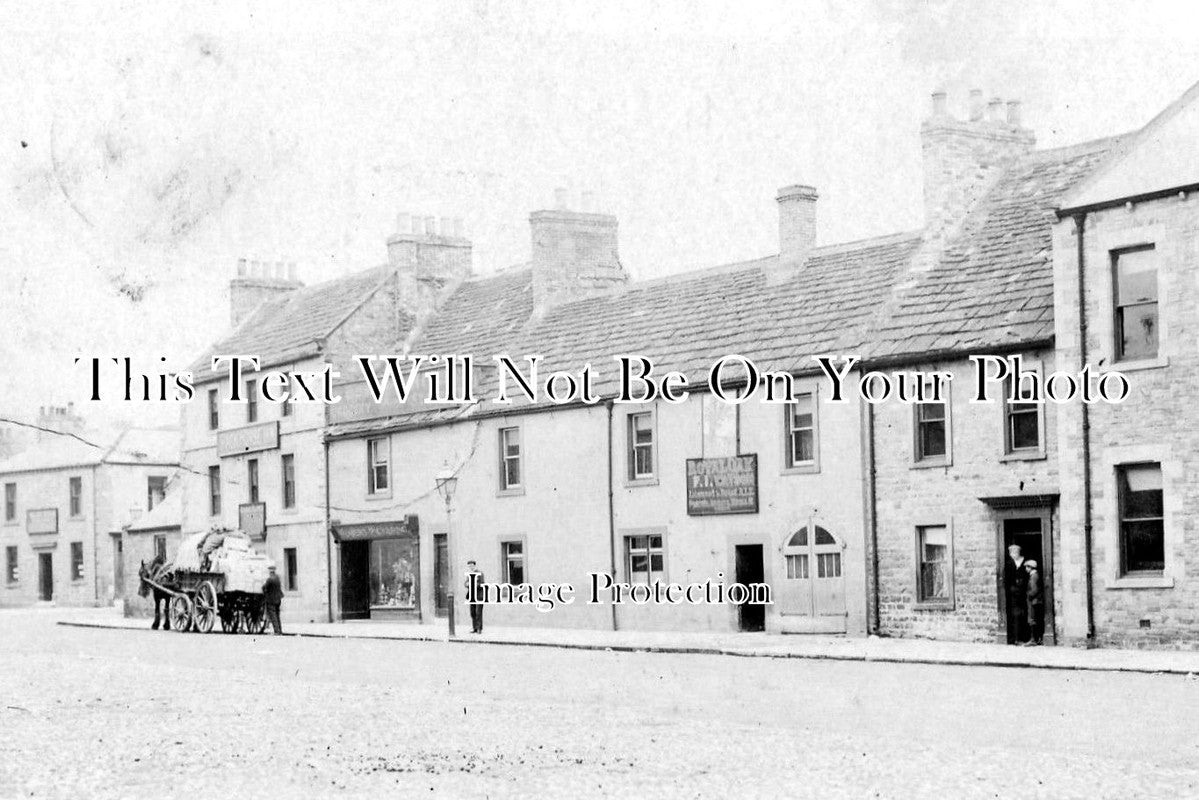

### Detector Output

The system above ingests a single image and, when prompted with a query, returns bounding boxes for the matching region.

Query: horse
[137,556,174,631]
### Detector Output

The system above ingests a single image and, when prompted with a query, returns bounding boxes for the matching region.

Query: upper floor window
[247,459,260,504]
[246,380,259,423]
[367,438,389,494]
[627,413,655,480]
[281,454,296,509]
[69,476,82,517]
[208,466,221,516]
[281,375,293,417]
[207,388,219,430]
[502,540,525,584]
[1004,377,1042,455]
[1113,245,1158,361]
[785,394,818,469]
[147,476,166,511]
[499,427,522,490]
[4,482,15,521]
[914,392,950,464]
[1117,463,1164,574]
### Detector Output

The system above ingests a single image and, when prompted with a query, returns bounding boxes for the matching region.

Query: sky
[1,0,1197,429]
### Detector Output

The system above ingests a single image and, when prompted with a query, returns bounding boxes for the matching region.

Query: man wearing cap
[1025,559,1044,646]
[262,565,284,635]
[465,560,484,634]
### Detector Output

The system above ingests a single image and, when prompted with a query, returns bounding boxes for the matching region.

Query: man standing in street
[465,559,484,634]
[263,565,284,635]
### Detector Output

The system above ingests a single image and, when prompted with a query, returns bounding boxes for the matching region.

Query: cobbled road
[1,609,1197,799]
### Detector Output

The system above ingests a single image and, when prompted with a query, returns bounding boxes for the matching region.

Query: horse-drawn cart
[138,528,275,634]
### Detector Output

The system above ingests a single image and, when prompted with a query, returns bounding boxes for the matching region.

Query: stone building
[0,428,178,606]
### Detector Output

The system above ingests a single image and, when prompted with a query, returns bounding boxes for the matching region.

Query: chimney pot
[988,97,1004,122]
[1006,100,1022,127]
[554,187,568,210]
[969,89,984,121]
[931,90,948,117]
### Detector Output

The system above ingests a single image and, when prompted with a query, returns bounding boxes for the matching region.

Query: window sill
[278,506,299,515]
[624,477,659,488]
[999,450,1047,463]
[1108,355,1169,373]
[496,487,526,498]
[1108,575,1174,590]
[780,463,820,476]
[364,491,393,502]
[914,601,955,611]
[910,458,952,470]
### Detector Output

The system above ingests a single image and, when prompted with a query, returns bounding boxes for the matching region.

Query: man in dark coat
[465,560,484,634]
[1004,544,1030,644]
[1025,559,1045,645]
[262,565,284,635]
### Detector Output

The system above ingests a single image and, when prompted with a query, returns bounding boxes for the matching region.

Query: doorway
[734,544,766,632]
[433,534,448,617]
[112,534,124,600]
[998,513,1054,645]
[38,552,53,601]
[339,540,370,620]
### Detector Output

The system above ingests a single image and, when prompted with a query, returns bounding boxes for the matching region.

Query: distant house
[0,428,179,606]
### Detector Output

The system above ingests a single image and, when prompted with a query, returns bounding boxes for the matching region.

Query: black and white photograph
[2,1,1199,797]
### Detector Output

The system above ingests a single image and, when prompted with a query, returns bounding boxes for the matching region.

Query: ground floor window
[154,535,167,562]
[625,535,664,584]
[916,525,951,604]
[369,538,417,609]
[5,546,16,584]
[1117,463,1164,574]
[284,547,298,591]
[501,540,525,584]
[70,542,84,581]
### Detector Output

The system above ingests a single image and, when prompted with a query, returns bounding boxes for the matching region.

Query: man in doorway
[1025,559,1044,646]
[465,560,484,634]
[263,565,284,635]
[1004,544,1030,645]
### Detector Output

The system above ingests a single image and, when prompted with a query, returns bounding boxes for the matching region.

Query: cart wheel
[193,581,218,634]
[247,602,267,635]
[168,595,193,633]
[220,607,239,634]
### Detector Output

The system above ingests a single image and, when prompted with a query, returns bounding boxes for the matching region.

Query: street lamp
[435,468,459,638]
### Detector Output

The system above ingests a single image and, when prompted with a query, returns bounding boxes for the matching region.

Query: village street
[1,609,1197,799]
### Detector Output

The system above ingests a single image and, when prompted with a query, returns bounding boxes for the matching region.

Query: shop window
[499,427,522,490]
[5,482,15,521]
[916,525,952,605]
[208,466,221,516]
[154,535,167,562]
[70,541,84,581]
[281,454,296,509]
[1004,377,1042,454]
[502,540,525,584]
[367,438,389,494]
[147,476,166,511]
[5,546,17,584]
[784,394,818,469]
[1118,463,1164,574]
[625,535,664,585]
[1113,246,1158,361]
[627,413,655,480]
[69,476,82,517]
[246,379,259,423]
[247,459,259,504]
[369,538,417,609]
[284,547,298,591]
[208,388,219,430]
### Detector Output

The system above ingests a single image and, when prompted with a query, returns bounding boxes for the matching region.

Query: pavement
[54,605,1199,675]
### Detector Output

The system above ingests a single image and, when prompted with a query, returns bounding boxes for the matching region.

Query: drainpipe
[1072,212,1096,644]
[606,401,618,631]
[861,401,880,635]
[324,437,334,623]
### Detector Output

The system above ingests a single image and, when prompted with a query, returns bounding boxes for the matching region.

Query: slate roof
[0,428,180,475]
[863,135,1122,362]
[188,264,395,382]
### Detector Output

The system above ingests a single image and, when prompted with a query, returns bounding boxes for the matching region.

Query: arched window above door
[784,525,842,579]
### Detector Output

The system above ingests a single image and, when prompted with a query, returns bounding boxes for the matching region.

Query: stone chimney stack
[230,258,304,328]
[35,403,85,443]
[529,192,628,312]
[776,184,819,261]
[920,88,1035,237]
[387,212,472,320]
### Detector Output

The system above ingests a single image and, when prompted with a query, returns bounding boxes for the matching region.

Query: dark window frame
[501,540,525,585]
[913,388,952,466]
[1003,375,1045,456]
[624,533,665,585]
[70,541,84,581]
[246,379,259,423]
[1117,462,1165,575]
[284,547,298,591]
[784,393,819,471]
[627,412,655,481]
[69,476,83,517]
[208,465,221,516]
[5,545,17,584]
[4,482,15,522]
[281,454,296,509]
[147,476,167,512]
[915,523,954,608]
[208,388,220,430]
[247,459,259,504]
[367,437,390,495]
[153,535,167,562]
[499,427,522,491]
[1112,244,1159,362]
